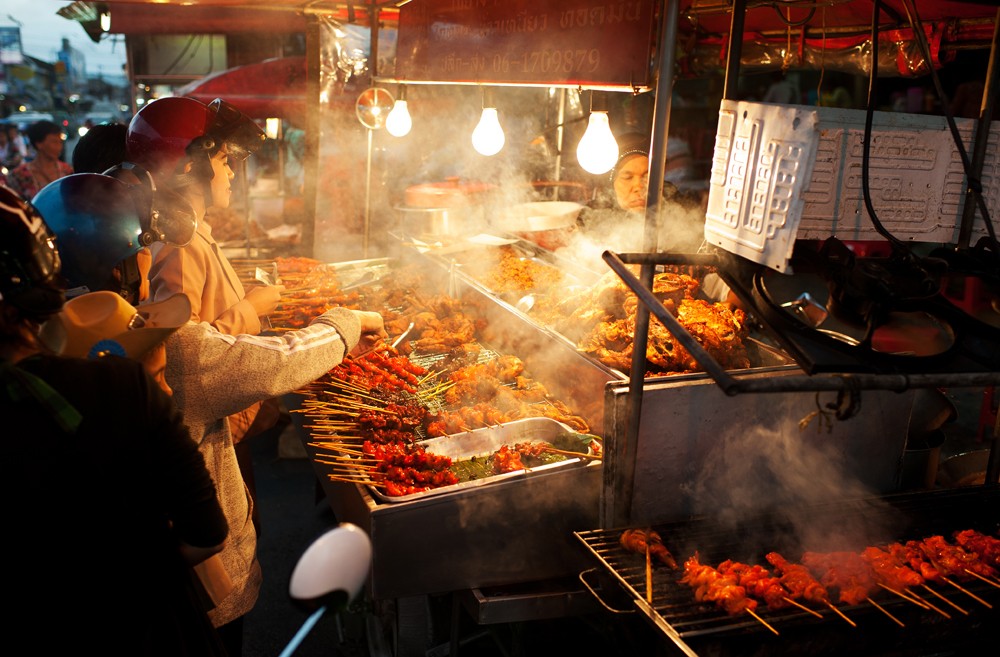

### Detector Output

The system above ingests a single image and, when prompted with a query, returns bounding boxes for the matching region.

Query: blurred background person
[1,122,25,175]
[0,185,229,655]
[4,123,28,166]
[5,120,73,199]
[72,122,129,174]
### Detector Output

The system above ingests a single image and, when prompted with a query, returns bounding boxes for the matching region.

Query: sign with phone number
[395,0,658,88]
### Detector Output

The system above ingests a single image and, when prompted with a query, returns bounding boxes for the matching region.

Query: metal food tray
[366,417,594,504]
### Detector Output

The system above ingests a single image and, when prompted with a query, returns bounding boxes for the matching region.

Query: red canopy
[177,56,307,122]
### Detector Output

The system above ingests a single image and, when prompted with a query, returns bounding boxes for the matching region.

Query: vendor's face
[614,155,649,213]
[209,149,235,209]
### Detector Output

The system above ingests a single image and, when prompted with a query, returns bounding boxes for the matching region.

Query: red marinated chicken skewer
[801,551,876,606]
[953,529,1000,569]
[715,560,825,616]
[680,554,777,633]
[620,529,678,569]
[913,536,999,582]
[911,536,996,608]
[717,560,790,609]
[766,551,856,626]
[861,545,925,591]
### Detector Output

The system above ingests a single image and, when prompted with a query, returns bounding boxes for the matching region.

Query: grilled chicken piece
[620,529,678,569]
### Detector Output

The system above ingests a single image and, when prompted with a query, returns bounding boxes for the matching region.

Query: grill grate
[576,487,1000,653]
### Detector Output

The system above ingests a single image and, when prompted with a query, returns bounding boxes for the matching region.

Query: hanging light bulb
[386,85,412,137]
[471,88,505,156]
[576,112,619,175]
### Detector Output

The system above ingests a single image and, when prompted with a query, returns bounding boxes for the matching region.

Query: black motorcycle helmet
[0,186,64,321]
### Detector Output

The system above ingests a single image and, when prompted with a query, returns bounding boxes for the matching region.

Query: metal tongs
[391,322,415,349]
[352,321,415,360]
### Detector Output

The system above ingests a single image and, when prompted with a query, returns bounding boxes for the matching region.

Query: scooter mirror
[288,522,372,611]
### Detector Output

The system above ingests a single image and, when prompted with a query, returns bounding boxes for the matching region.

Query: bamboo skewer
[645,537,653,604]
[746,609,779,635]
[314,457,377,469]
[326,474,383,486]
[964,569,1000,589]
[910,588,951,618]
[782,597,823,618]
[866,597,905,627]
[877,584,929,609]
[825,602,857,627]
[309,443,365,456]
[942,577,993,608]
[921,584,969,615]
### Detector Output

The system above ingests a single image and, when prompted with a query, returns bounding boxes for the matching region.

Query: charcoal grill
[576,487,1000,656]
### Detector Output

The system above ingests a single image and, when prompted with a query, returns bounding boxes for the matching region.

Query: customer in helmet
[36,173,387,657]
[126,96,279,334]
[127,96,283,530]
[0,185,229,655]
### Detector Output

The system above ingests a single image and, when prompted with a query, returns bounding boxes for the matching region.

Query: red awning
[177,56,306,121]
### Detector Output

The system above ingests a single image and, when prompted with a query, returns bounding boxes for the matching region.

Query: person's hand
[245,284,285,317]
[348,310,388,357]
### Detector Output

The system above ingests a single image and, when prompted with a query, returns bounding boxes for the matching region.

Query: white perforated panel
[705,101,999,273]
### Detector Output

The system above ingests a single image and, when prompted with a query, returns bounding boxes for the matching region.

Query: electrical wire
[161,34,199,76]
[861,0,908,252]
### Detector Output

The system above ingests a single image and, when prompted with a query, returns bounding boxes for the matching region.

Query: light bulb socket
[481,86,497,109]
[396,84,407,102]
[589,89,609,113]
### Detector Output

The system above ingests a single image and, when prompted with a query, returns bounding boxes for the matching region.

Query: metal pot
[399,178,494,238]
[501,201,583,251]
[403,178,495,208]
[394,205,485,238]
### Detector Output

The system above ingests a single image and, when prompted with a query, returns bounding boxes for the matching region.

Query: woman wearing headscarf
[578,132,707,253]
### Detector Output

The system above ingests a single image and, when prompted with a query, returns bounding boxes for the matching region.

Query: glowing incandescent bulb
[386,100,412,137]
[472,107,505,156]
[576,111,619,174]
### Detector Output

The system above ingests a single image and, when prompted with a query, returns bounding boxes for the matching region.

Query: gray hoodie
[165,307,361,627]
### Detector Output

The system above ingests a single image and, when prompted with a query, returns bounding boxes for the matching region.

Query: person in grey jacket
[35,172,387,655]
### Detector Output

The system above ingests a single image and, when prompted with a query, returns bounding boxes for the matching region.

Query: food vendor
[578,132,708,254]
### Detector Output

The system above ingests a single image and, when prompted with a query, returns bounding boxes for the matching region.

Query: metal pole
[642,0,679,253]
[723,0,748,101]
[615,0,681,527]
[364,127,373,258]
[958,8,999,248]
[554,87,567,192]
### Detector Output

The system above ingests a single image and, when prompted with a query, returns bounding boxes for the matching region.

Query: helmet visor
[207,98,266,162]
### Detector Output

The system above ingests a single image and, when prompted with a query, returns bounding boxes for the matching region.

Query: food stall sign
[395,0,658,89]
